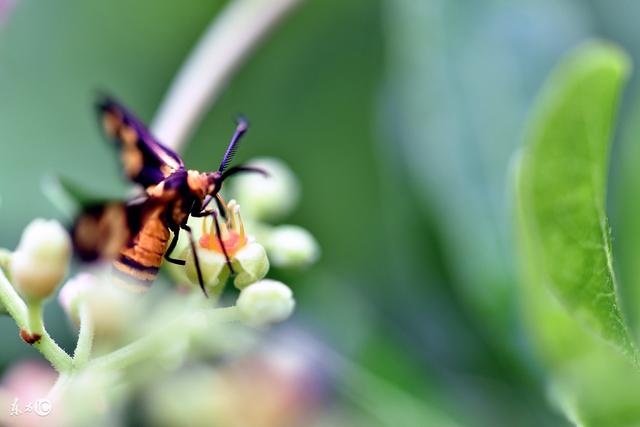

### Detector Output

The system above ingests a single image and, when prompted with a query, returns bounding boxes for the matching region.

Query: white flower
[10,219,71,300]
[183,200,268,293]
[266,225,319,269]
[229,157,300,222]
[237,280,295,327]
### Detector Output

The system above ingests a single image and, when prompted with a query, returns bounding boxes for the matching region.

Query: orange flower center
[198,199,248,258]
[199,230,246,257]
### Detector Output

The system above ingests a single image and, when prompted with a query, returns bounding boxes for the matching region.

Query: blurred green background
[4,0,640,425]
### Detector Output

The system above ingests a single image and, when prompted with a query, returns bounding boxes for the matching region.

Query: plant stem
[47,373,71,400]
[26,300,74,373]
[0,267,72,372]
[73,303,94,367]
[33,330,73,373]
[27,299,44,334]
[0,266,27,329]
[151,0,302,151]
[89,305,240,372]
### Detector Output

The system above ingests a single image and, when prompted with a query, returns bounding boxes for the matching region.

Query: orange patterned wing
[97,96,184,187]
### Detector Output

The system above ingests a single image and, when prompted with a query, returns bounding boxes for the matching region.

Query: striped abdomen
[113,208,170,292]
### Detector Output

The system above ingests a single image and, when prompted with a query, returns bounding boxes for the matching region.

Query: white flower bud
[58,273,100,324]
[266,225,320,269]
[237,280,295,327]
[183,246,230,295]
[84,284,137,342]
[232,242,269,289]
[229,157,300,222]
[10,219,71,300]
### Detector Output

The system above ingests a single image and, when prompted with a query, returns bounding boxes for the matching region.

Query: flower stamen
[199,200,248,258]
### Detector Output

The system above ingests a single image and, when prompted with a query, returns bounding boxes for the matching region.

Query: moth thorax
[187,170,209,198]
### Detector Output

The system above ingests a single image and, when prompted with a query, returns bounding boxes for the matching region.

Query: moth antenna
[218,116,249,173]
[220,165,269,182]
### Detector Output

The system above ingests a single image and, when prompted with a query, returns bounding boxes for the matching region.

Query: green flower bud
[183,246,230,295]
[237,279,295,327]
[232,242,269,289]
[229,157,300,222]
[266,225,320,269]
[10,219,71,300]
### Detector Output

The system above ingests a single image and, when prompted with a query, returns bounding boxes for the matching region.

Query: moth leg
[190,209,235,275]
[180,223,207,297]
[200,195,213,212]
[164,226,186,265]
[194,194,227,219]
[191,209,216,218]
[215,193,228,219]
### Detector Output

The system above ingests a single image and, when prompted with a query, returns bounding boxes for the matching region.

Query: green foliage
[517,42,640,425]
[518,42,636,359]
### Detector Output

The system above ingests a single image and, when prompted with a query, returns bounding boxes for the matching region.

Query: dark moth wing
[97,96,184,188]
[71,198,146,262]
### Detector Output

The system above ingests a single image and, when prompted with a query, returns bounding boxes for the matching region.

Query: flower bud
[183,246,230,294]
[229,157,300,222]
[10,219,71,300]
[84,284,137,342]
[58,273,100,324]
[232,242,269,289]
[237,280,295,327]
[266,225,320,269]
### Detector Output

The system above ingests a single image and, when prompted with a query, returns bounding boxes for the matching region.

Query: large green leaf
[518,42,638,363]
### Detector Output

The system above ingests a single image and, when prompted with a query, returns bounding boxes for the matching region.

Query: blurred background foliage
[3,0,640,426]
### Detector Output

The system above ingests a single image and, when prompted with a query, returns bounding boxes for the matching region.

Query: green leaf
[517,41,638,364]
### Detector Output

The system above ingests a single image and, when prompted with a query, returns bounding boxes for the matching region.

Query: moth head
[206,171,223,196]
[187,170,212,199]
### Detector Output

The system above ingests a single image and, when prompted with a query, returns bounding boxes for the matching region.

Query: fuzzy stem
[89,305,240,372]
[26,300,74,373]
[0,265,27,328]
[151,0,302,150]
[73,303,95,368]
[27,299,44,334]
[33,330,74,373]
[0,270,72,372]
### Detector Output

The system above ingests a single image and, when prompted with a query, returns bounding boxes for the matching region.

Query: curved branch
[151,0,302,151]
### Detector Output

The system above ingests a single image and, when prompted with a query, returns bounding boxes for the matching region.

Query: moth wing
[97,96,184,188]
[71,198,147,262]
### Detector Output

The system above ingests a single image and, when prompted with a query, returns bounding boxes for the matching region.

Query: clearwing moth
[71,95,265,295]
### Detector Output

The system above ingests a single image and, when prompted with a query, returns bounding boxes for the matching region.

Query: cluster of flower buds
[0,156,318,398]
[230,157,320,269]
[168,157,318,326]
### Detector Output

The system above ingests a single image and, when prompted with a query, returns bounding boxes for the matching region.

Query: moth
[71,96,264,295]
